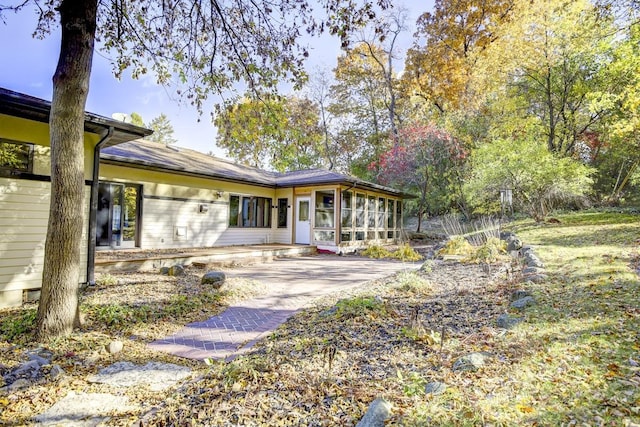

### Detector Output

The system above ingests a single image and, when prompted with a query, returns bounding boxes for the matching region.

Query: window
[396,201,402,229]
[355,193,366,227]
[387,200,395,229]
[0,139,33,175]
[315,190,334,228]
[229,195,272,228]
[341,191,352,228]
[277,198,288,228]
[367,195,376,228]
[378,197,386,229]
[229,195,240,227]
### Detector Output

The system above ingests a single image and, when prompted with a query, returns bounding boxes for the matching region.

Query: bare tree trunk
[36,0,98,340]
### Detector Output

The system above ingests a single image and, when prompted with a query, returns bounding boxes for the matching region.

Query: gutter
[86,126,114,285]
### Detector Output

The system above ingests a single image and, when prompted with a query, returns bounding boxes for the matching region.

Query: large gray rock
[526,274,548,283]
[356,398,392,427]
[424,381,447,395]
[511,289,531,301]
[202,271,226,289]
[522,266,545,275]
[168,264,186,276]
[511,296,536,309]
[524,253,544,268]
[506,236,523,252]
[497,314,523,329]
[452,352,490,372]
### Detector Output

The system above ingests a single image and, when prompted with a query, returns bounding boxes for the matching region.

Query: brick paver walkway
[148,256,418,360]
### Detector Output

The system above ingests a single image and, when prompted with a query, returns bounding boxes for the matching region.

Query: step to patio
[95,244,317,273]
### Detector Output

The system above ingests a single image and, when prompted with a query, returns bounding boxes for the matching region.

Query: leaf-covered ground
[1,210,639,426]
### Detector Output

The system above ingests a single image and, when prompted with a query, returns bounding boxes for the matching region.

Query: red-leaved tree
[372,123,468,231]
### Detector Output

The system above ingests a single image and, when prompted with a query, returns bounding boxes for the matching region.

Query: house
[0,88,409,308]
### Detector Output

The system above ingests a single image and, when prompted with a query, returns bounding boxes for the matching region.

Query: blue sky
[0,3,427,156]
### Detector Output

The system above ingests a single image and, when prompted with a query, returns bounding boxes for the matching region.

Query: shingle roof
[0,87,152,145]
[101,139,277,187]
[102,139,410,197]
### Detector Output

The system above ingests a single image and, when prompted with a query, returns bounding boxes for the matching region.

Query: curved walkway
[148,255,419,361]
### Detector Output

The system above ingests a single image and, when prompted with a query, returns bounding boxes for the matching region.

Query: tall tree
[373,123,469,229]
[404,0,514,115]
[147,113,178,145]
[214,94,324,172]
[0,0,390,340]
[479,0,616,156]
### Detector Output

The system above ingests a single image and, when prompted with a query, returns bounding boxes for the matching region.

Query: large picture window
[229,195,272,228]
[0,139,33,175]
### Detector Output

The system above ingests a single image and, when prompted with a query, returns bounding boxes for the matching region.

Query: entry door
[97,183,140,248]
[295,196,311,244]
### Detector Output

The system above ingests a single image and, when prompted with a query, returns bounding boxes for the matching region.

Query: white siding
[273,188,293,244]
[0,178,89,304]
[140,196,277,248]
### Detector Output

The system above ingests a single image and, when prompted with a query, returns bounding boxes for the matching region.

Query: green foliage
[464,136,594,220]
[438,235,475,256]
[147,113,177,146]
[214,94,325,172]
[390,244,423,262]
[92,304,135,326]
[334,296,386,319]
[95,273,118,287]
[0,309,36,341]
[469,237,507,264]
[396,370,427,397]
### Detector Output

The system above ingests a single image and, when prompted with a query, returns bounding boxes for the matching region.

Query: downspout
[86,126,114,285]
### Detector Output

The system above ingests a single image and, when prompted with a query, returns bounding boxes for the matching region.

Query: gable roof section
[101,139,411,197]
[0,87,152,145]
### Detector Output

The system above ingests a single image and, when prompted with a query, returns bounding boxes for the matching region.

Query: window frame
[228,194,272,228]
[0,139,34,176]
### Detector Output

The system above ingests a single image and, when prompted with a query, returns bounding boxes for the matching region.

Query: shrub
[437,235,475,256]
[470,237,507,264]
[390,244,423,262]
[361,244,392,259]
[95,273,118,286]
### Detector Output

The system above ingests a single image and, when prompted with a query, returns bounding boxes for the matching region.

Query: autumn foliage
[372,123,468,227]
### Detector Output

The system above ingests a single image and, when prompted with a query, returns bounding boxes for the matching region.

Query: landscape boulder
[168,264,186,276]
[511,296,536,309]
[506,236,523,252]
[452,352,490,372]
[202,271,226,289]
[106,340,124,354]
[424,381,447,395]
[356,398,392,427]
[497,313,523,329]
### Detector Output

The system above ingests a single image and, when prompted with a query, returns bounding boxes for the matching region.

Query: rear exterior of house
[99,140,406,255]
[0,88,409,308]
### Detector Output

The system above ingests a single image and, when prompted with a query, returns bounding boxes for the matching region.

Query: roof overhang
[0,87,152,146]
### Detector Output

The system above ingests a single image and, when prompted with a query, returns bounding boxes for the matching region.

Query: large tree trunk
[36,0,98,340]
